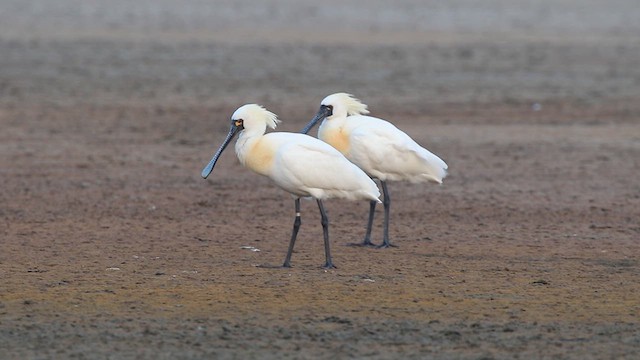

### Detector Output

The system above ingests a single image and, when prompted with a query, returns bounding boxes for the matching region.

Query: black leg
[350,200,377,247]
[363,200,377,246]
[317,200,336,269]
[378,181,397,248]
[282,198,302,267]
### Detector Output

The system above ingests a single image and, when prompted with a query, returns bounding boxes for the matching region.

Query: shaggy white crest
[232,104,281,130]
[322,93,370,116]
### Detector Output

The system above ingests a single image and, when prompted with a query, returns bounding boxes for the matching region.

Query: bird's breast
[239,138,276,176]
[319,126,350,156]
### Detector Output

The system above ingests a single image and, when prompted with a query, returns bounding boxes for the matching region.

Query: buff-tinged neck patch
[319,126,350,155]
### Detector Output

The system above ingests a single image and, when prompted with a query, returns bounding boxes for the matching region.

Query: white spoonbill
[302,93,448,248]
[202,104,380,269]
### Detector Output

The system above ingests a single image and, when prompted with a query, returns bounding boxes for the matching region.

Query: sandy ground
[1,1,640,359]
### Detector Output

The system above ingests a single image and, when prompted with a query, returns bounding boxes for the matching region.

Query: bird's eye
[234,119,244,127]
[326,105,334,111]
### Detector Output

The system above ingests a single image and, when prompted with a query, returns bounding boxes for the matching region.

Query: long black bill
[301,104,332,134]
[201,123,241,179]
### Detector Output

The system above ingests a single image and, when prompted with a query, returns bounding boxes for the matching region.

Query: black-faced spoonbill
[202,104,381,269]
[302,93,448,248]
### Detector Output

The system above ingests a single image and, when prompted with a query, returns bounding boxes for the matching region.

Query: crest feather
[235,104,281,129]
[335,93,370,116]
[258,105,281,129]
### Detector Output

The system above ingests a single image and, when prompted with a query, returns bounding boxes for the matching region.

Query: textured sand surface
[1,1,639,358]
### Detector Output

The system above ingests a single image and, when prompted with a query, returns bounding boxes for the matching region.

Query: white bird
[302,93,448,248]
[202,104,380,269]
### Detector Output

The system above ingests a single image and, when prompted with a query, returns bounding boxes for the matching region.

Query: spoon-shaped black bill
[301,104,332,134]
[201,124,240,179]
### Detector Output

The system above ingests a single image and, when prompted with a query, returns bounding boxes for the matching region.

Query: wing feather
[267,133,380,200]
[347,118,448,183]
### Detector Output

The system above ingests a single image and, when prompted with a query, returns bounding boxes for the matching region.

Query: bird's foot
[256,263,292,269]
[322,262,337,270]
[347,239,377,247]
[376,241,398,249]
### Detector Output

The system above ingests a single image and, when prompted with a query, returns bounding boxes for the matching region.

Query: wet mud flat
[2,1,640,358]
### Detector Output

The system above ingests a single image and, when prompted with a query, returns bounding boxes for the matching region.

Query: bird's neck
[319,116,346,134]
[319,117,351,156]
[235,131,261,166]
[235,132,276,177]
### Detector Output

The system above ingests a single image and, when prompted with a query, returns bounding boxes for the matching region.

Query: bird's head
[201,104,280,179]
[301,93,369,134]
[231,104,280,135]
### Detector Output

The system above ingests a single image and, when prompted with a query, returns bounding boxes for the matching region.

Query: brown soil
[1,1,640,358]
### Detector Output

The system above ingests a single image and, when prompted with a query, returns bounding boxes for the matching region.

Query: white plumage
[202,104,380,268]
[322,114,448,184]
[303,93,448,247]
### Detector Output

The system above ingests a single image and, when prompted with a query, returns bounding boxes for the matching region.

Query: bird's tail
[417,149,448,184]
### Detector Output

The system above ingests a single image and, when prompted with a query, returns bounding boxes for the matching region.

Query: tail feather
[413,144,448,184]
